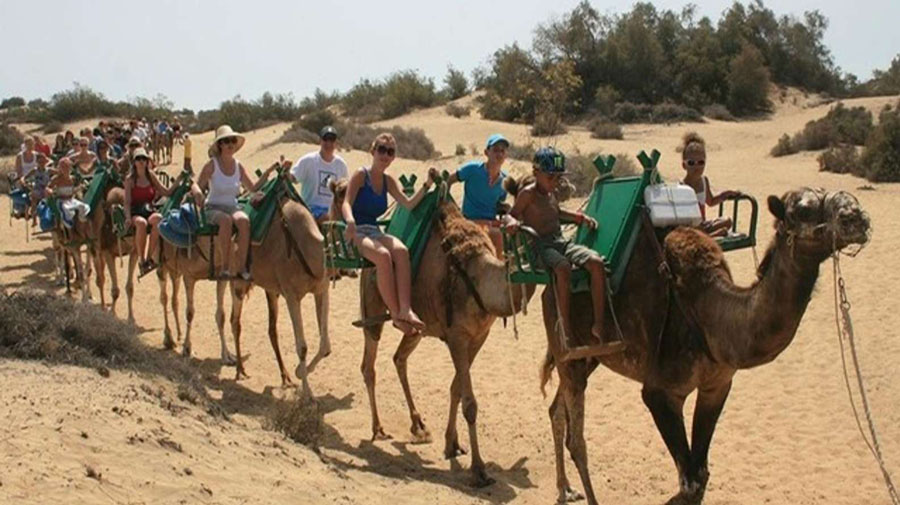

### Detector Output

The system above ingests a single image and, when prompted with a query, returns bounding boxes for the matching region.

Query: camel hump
[280,200,326,280]
[663,227,729,288]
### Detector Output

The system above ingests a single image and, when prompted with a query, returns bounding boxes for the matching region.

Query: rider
[124,147,173,274]
[290,125,348,225]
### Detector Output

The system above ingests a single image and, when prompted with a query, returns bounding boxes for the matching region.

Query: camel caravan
[4,121,873,504]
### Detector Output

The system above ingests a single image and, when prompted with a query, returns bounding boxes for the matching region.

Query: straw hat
[212,125,245,153]
[132,147,151,161]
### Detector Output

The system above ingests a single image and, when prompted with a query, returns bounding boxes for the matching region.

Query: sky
[2,0,898,111]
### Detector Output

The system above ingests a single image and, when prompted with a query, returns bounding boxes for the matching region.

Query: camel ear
[503,176,520,197]
[767,195,785,221]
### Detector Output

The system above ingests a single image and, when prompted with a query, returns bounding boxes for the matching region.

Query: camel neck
[698,236,821,369]
[468,253,533,316]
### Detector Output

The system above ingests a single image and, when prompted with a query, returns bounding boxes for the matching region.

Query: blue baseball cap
[533,147,566,173]
[485,133,510,149]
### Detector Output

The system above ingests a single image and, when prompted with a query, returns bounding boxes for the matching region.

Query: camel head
[327,177,349,221]
[767,187,870,257]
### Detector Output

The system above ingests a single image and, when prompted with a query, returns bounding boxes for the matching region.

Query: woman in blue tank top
[341,133,434,336]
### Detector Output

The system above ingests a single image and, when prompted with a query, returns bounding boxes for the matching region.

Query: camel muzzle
[825,191,871,249]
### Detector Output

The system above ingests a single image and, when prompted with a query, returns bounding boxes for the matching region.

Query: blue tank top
[351,168,388,226]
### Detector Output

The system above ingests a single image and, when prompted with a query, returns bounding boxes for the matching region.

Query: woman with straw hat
[125,147,173,274]
[191,125,276,280]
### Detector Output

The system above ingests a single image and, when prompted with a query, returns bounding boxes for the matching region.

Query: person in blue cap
[506,146,624,352]
[447,133,510,256]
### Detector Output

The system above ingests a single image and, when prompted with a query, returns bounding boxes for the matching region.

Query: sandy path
[1,95,899,504]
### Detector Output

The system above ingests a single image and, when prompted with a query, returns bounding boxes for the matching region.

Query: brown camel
[90,186,139,322]
[156,178,330,394]
[536,187,871,505]
[341,185,535,487]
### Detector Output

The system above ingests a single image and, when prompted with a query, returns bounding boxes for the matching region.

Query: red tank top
[131,181,156,206]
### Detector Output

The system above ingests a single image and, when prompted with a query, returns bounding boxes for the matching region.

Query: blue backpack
[10,187,30,217]
[37,200,56,231]
[159,203,201,248]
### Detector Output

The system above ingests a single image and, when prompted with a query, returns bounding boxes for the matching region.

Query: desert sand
[1,91,898,504]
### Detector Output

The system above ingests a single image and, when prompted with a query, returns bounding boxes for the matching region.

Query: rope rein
[832,251,899,505]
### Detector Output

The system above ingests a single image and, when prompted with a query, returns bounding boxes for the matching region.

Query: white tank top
[206,157,242,208]
[695,176,708,219]
[19,151,37,177]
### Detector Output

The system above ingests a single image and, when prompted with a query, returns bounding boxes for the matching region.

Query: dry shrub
[770,134,798,157]
[445,102,471,118]
[0,122,24,156]
[266,391,323,448]
[530,109,567,137]
[817,145,860,175]
[0,291,208,402]
[588,119,623,139]
[566,152,639,197]
[43,121,64,134]
[703,104,735,121]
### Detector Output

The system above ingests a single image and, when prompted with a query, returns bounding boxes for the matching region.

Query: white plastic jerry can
[644,183,703,227]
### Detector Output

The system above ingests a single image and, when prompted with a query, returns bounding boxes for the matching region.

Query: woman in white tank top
[191,125,277,280]
[15,137,38,180]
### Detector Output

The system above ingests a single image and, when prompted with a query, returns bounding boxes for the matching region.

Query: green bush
[770,134,798,157]
[859,103,900,182]
[443,66,469,101]
[0,122,24,156]
[593,85,621,117]
[588,119,623,139]
[445,102,470,118]
[0,97,26,109]
[774,103,874,155]
[817,145,860,175]
[297,108,338,135]
[726,44,771,116]
[380,70,439,119]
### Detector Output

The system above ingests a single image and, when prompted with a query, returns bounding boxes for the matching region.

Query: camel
[157,173,330,395]
[91,186,139,321]
[535,187,871,505]
[329,176,535,487]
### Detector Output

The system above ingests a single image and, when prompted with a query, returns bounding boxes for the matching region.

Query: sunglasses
[685,159,706,167]
[375,144,396,157]
[219,137,238,145]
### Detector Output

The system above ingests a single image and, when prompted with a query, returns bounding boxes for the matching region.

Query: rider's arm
[191,162,213,207]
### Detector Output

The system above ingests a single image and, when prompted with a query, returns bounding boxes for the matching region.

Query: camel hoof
[469,468,495,488]
[665,490,703,505]
[221,352,237,367]
[372,428,392,441]
[280,375,295,388]
[182,345,192,359]
[127,316,136,326]
[163,331,176,350]
[557,486,585,503]
[444,442,467,459]
[410,427,432,445]
[235,369,250,381]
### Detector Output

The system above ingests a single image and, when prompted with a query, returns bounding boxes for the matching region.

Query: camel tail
[539,348,555,398]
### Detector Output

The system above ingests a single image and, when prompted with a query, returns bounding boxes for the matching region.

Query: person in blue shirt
[447,133,510,256]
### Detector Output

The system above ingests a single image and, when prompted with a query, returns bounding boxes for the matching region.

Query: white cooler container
[644,183,703,227]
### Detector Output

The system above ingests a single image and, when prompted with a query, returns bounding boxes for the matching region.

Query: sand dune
[1,93,899,504]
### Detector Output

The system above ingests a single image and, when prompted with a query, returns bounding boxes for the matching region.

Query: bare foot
[591,324,604,341]
[392,318,418,336]
[398,310,426,331]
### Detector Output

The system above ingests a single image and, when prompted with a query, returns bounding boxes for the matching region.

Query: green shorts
[534,232,600,270]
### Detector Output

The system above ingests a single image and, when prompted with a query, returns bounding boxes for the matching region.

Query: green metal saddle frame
[324,172,448,280]
[503,149,759,293]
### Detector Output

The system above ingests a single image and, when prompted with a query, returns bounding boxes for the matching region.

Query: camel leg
[393,331,431,443]
[361,328,390,440]
[159,269,176,350]
[215,280,237,365]
[443,332,489,460]
[306,288,331,374]
[447,337,493,487]
[683,381,732,504]
[72,248,91,303]
[93,250,107,309]
[264,291,293,387]
[549,386,585,504]
[641,387,692,504]
[285,292,312,397]
[182,277,196,358]
[171,271,182,341]
[124,252,138,325]
[230,282,249,380]
[559,370,597,505]
[108,251,122,317]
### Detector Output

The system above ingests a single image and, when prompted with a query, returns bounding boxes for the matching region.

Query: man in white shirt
[290,125,348,224]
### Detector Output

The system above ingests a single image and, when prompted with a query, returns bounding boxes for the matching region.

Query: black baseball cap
[319,125,338,140]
